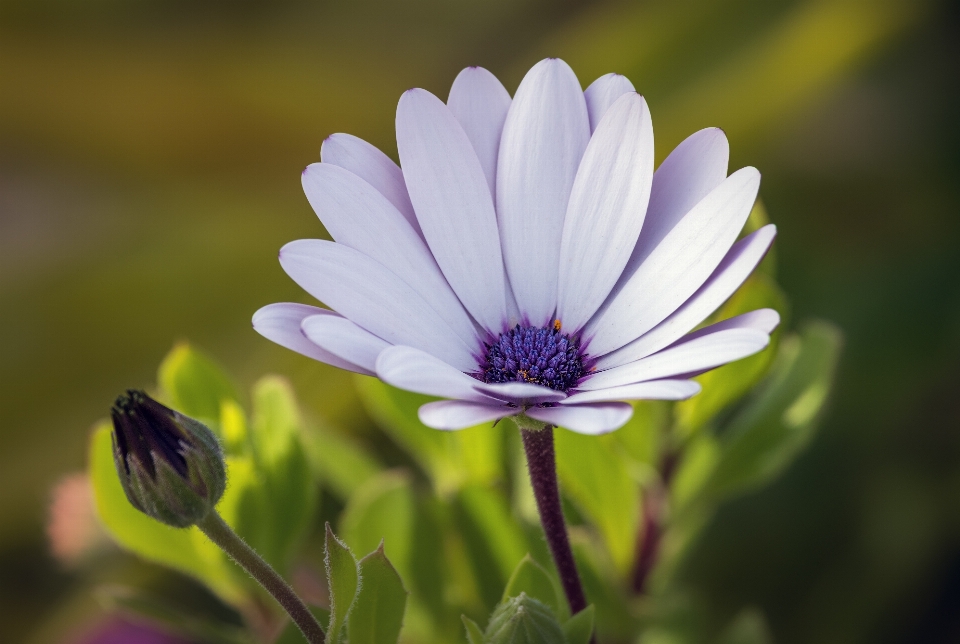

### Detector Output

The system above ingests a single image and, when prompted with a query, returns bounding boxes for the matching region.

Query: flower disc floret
[479,323,584,393]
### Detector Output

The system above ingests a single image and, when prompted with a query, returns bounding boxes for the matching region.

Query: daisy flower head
[254,58,779,436]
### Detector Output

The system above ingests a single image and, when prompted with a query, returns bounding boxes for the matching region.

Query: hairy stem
[519,424,588,615]
[197,511,326,644]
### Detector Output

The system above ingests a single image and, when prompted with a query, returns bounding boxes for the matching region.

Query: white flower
[254,59,779,435]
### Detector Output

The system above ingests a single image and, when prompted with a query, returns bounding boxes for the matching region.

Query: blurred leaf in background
[3,0,960,641]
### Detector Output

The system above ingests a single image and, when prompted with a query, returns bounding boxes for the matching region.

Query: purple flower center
[479,322,585,393]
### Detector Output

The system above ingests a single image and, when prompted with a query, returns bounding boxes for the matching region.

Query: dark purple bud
[110,390,226,527]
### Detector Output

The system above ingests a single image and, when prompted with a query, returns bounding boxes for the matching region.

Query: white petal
[397,89,508,333]
[375,345,493,403]
[320,133,421,237]
[504,276,522,330]
[584,73,636,132]
[594,224,777,369]
[301,314,390,373]
[676,308,781,344]
[580,328,770,391]
[557,93,654,332]
[496,58,591,326]
[252,303,372,375]
[525,402,633,435]
[475,381,567,405]
[562,379,701,405]
[626,128,730,274]
[447,67,512,199]
[585,167,761,355]
[419,400,518,431]
[280,240,477,371]
[301,163,478,347]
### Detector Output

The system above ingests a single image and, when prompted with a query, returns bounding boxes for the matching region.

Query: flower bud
[110,390,226,527]
[484,593,565,644]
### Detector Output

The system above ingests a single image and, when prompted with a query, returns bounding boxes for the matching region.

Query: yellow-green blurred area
[2,0,959,641]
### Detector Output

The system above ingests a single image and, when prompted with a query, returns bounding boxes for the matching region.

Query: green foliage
[302,424,383,501]
[89,311,841,644]
[484,593,566,644]
[562,606,596,644]
[463,616,486,644]
[555,430,639,574]
[89,422,240,602]
[355,377,505,495]
[704,321,841,501]
[340,471,416,582]
[502,555,565,621]
[235,377,317,572]
[456,484,529,608]
[90,343,320,609]
[158,342,239,424]
[325,523,361,644]
[674,274,787,436]
[658,321,842,592]
[471,579,595,644]
[349,545,409,644]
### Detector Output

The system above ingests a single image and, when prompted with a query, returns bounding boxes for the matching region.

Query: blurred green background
[2,0,959,641]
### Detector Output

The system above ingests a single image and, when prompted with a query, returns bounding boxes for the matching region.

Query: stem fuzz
[197,511,326,643]
[519,424,588,615]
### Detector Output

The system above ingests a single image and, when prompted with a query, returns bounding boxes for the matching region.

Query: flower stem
[631,450,679,594]
[519,423,588,615]
[197,511,326,644]
[631,488,662,594]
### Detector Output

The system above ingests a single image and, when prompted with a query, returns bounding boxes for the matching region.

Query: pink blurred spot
[47,473,106,566]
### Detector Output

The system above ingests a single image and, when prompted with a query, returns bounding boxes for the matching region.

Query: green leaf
[554,429,639,574]
[612,400,668,470]
[670,433,721,513]
[502,555,564,621]
[455,483,529,610]
[231,376,317,572]
[88,423,240,604]
[562,605,595,644]
[249,375,301,461]
[158,343,238,424]
[702,320,842,502]
[569,533,636,641]
[340,470,416,584]
[302,422,383,501]
[674,274,787,435]
[461,484,528,582]
[325,523,361,644]
[355,377,504,494]
[462,616,485,644]
[218,398,249,457]
[348,543,408,644]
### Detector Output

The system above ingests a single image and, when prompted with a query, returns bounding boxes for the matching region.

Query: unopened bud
[484,593,565,644]
[110,390,226,527]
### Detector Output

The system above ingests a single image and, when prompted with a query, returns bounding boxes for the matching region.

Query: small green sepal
[484,593,566,644]
[562,605,595,644]
[463,616,485,644]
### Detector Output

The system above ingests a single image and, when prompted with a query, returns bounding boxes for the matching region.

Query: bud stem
[197,511,326,643]
[519,424,589,617]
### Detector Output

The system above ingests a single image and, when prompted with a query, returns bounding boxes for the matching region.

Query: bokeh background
[2,0,959,642]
